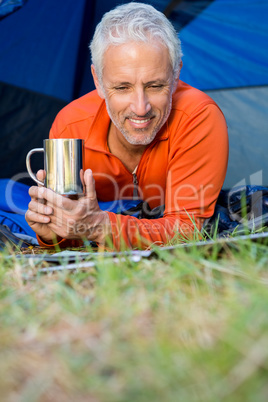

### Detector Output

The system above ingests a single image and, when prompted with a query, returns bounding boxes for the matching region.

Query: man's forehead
[102,42,173,78]
[103,41,170,61]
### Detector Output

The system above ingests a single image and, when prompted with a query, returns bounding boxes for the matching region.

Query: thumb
[84,169,96,199]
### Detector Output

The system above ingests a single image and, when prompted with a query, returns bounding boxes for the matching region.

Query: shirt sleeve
[107,103,229,250]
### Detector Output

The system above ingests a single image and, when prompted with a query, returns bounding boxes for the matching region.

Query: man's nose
[130,89,151,116]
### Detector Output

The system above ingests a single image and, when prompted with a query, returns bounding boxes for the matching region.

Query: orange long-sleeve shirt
[39,80,228,250]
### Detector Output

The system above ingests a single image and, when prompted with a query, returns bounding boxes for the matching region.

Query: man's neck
[107,122,147,173]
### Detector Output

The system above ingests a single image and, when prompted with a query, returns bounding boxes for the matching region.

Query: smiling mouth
[129,118,151,124]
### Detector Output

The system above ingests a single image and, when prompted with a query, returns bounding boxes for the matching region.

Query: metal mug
[26,138,85,196]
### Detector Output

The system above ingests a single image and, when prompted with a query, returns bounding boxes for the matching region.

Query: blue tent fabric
[0,178,31,213]
[0,0,267,104]
[204,186,268,236]
[0,179,36,237]
[176,0,268,90]
[0,210,36,237]
[0,0,89,102]
[0,0,27,20]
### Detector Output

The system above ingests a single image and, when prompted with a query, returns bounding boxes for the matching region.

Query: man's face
[94,41,175,147]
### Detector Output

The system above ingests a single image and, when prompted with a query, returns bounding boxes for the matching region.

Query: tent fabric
[0,224,37,250]
[206,86,268,189]
[0,178,35,236]
[0,0,267,93]
[0,210,35,237]
[177,0,268,90]
[0,0,27,20]
[0,0,90,102]
[163,0,214,25]
[204,185,268,236]
[0,81,66,181]
[3,0,267,99]
[0,178,30,213]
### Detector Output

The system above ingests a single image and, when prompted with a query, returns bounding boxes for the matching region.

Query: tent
[0,0,267,189]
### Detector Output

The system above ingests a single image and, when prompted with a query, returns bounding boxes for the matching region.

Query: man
[25,2,228,250]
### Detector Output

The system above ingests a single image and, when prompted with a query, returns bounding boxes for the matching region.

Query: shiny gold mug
[26,139,85,196]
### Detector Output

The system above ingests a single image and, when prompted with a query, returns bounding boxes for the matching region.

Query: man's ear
[176,60,183,82]
[172,60,183,93]
[91,65,105,99]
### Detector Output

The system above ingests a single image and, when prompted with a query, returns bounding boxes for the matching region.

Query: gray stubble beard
[105,96,173,146]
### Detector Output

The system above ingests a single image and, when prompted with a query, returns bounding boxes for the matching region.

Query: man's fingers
[36,169,46,186]
[28,186,73,210]
[84,169,96,199]
[28,199,53,215]
[27,199,52,224]
[25,209,51,224]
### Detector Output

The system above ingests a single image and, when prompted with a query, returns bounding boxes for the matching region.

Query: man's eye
[149,85,164,89]
[115,86,128,91]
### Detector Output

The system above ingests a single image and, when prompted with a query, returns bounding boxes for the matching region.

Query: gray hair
[89,2,182,82]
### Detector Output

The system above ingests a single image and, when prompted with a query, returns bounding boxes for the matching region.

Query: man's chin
[123,132,157,146]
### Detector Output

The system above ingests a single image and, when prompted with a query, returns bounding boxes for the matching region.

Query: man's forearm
[107,212,200,250]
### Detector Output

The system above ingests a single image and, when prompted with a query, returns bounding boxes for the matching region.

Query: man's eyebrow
[112,79,168,86]
[145,79,168,85]
[112,81,132,87]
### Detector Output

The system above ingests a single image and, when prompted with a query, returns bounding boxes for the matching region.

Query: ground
[0,234,268,401]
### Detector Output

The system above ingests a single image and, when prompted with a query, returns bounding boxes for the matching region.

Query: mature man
[25,2,228,250]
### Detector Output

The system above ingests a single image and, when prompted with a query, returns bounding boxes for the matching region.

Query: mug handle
[26,148,45,186]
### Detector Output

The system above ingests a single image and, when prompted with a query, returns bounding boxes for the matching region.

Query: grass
[0,235,268,402]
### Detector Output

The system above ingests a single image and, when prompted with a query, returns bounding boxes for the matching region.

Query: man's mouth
[127,115,155,130]
[129,118,151,124]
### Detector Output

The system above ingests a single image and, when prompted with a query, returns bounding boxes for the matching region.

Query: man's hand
[25,169,111,244]
[25,169,56,243]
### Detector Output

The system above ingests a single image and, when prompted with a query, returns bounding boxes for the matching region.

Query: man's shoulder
[56,89,103,124]
[172,80,217,116]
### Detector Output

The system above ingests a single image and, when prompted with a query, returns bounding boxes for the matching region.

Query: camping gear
[204,186,268,236]
[0,224,34,251]
[26,139,85,195]
[0,179,36,237]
